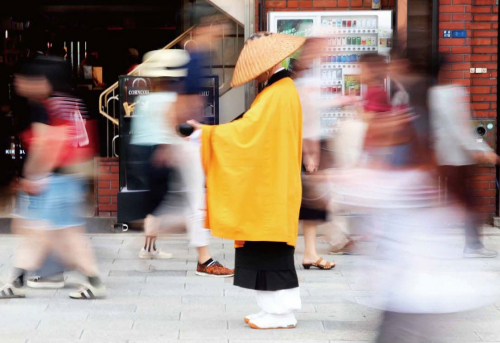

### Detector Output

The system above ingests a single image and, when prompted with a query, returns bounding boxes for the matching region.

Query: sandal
[302,257,335,270]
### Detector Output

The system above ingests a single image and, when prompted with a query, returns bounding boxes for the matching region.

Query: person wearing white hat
[132,49,234,277]
[188,32,306,329]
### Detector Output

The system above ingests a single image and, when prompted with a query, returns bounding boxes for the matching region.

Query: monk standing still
[188,32,305,329]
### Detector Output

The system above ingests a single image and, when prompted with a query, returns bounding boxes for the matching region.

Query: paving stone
[231,341,329,343]
[81,329,179,341]
[0,232,499,342]
[109,270,187,277]
[129,340,227,343]
[133,319,228,330]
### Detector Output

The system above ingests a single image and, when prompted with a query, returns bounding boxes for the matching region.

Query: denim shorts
[13,174,85,229]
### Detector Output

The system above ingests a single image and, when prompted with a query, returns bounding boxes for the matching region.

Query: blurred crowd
[2,21,500,342]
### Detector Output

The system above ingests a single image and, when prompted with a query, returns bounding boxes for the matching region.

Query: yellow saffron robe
[201,76,302,247]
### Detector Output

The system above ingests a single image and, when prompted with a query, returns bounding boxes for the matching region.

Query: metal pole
[431,0,439,85]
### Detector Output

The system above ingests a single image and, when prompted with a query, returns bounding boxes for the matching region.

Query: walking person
[132,47,233,277]
[293,37,336,269]
[0,47,106,299]
[188,32,305,329]
[429,56,498,258]
[329,49,500,343]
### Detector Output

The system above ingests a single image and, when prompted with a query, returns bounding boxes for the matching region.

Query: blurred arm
[303,138,320,173]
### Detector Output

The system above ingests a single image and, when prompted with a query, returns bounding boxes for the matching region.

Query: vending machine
[268,10,393,136]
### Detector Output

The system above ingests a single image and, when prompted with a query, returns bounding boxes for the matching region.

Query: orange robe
[201,77,302,247]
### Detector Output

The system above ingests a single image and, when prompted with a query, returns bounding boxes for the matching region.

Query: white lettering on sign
[128,90,150,95]
[199,91,210,97]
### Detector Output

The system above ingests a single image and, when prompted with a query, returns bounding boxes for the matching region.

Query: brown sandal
[302,257,335,270]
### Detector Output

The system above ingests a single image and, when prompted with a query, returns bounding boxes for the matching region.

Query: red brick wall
[257,0,396,30]
[438,0,498,219]
[94,158,119,217]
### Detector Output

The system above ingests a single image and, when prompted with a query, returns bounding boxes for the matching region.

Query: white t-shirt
[429,85,492,166]
[295,75,322,140]
[130,92,180,146]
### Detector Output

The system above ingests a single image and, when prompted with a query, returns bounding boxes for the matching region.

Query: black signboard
[116,75,219,223]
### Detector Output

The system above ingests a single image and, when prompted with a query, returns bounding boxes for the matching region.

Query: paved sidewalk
[1,227,500,343]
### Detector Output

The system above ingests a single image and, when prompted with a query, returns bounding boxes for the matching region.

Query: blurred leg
[303,221,319,262]
[13,228,52,275]
[180,141,233,277]
[51,226,99,277]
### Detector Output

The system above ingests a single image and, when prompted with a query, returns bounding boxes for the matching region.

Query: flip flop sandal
[302,257,335,270]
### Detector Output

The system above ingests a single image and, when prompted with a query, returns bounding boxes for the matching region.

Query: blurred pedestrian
[24,46,69,290]
[331,49,500,343]
[430,56,498,258]
[0,47,105,299]
[359,53,415,168]
[132,46,233,277]
[188,32,305,329]
[293,37,336,269]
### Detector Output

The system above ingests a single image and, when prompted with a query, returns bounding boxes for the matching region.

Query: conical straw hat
[231,32,306,87]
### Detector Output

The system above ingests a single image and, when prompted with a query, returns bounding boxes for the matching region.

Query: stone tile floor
[1,227,500,342]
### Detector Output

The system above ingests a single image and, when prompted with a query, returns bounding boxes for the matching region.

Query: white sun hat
[140,49,191,78]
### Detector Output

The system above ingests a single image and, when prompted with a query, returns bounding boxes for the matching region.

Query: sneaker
[139,248,173,259]
[0,283,25,299]
[69,283,107,300]
[244,311,266,324]
[248,312,297,330]
[463,246,498,258]
[196,261,234,278]
[27,275,65,289]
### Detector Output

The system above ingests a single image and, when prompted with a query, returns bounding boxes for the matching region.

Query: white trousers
[256,287,302,314]
[178,140,211,248]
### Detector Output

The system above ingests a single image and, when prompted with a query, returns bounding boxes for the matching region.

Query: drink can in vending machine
[353,20,357,28]
[347,37,351,45]
[341,54,347,63]
[367,37,371,46]
[337,37,342,46]
[342,20,347,27]
[337,19,342,27]
[347,20,351,28]
[361,37,366,45]
[372,37,377,46]
[332,55,337,63]
[341,37,346,45]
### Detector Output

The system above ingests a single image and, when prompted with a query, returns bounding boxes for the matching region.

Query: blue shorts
[13,174,85,229]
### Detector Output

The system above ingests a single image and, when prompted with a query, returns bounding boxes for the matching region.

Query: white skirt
[329,168,500,314]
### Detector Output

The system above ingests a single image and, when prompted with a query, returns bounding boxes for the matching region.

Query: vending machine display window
[268,10,393,136]
[344,75,361,97]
